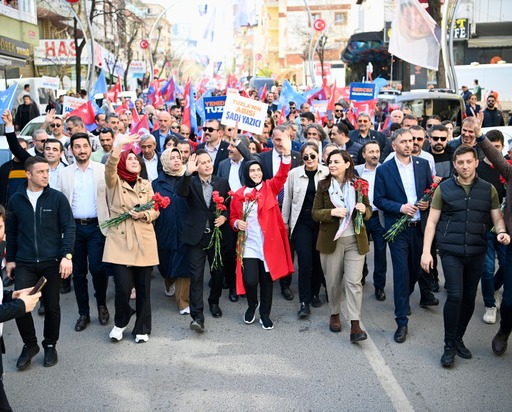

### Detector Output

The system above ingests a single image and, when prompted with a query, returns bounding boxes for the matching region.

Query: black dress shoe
[38,302,45,316]
[297,303,311,319]
[492,329,510,356]
[420,296,439,307]
[16,344,40,370]
[43,345,58,367]
[350,330,368,343]
[431,279,440,293]
[74,315,91,332]
[209,303,222,318]
[228,288,239,302]
[311,295,322,308]
[60,278,71,294]
[394,326,408,343]
[441,344,455,367]
[281,287,294,301]
[2,276,14,288]
[98,306,110,325]
[375,289,386,302]
[190,319,204,333]
[455,339,472,359]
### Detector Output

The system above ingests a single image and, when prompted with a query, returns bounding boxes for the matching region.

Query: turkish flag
[108,77,122,102]
[115,101,130,115]
[131,114,150,136]
[181,78,192,130]
[67,100,96,126]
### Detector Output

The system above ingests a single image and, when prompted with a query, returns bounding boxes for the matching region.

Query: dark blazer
[151,130,183,153]
[373,156,433,232]
[260,149,302,181]
[137,152,162,180]
[217,140,254,187]
[177,173,230,246]
[196,140,230,176]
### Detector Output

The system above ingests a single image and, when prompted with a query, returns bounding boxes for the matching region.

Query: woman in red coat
[230,135,294,330]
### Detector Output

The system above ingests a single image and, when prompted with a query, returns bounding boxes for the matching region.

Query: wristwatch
[65,253,73,260]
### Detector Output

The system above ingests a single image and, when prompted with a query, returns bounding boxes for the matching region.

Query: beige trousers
[320,235,365,321]
[165,277,191,310]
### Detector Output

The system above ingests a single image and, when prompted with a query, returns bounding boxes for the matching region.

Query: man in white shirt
[139,134,160,182]
[56,133,110,333]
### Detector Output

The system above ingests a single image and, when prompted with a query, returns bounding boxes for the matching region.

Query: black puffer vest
[436,177,492,256]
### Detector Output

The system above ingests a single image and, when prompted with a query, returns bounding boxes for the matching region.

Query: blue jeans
[481,231,506,308]
[365,213,387,290]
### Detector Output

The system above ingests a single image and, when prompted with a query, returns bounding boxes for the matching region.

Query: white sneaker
[135,334,149,343]
[164,282,176,297]
[495,290,501,310]
[179,306,190,315]
[109,326,127,341]
[483,307,497,324]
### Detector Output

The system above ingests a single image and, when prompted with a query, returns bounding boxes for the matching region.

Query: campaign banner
[203,96,226,120]
[349,82,376,101]
[221,93,268,135]
[312,100,328,115]
[63,96,87,113]
[41,76,59,90]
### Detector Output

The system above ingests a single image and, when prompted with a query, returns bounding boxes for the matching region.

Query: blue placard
[349,82,376,101]
[203,96,226,120]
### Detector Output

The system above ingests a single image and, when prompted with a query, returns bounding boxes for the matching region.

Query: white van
[7,77,60,114]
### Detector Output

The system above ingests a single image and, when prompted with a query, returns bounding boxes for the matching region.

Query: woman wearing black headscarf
[230,134,294,330]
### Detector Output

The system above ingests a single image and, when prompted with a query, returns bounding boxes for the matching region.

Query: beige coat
[102,153,160,266]
[282,164,329,235]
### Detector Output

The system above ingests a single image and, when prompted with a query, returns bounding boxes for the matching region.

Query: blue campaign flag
[196,89,213,121]
[190,84,198,133]
[203,96,226,120]
[279,80,307,116]
[90,70,108,97]
[349,82,376,102]
[0,84,18,124]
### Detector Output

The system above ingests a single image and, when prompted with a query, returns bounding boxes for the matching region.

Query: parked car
[378,90,465,128]
[19,115,48,139]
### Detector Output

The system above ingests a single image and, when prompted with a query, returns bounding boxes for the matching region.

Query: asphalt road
[2,253,512,412]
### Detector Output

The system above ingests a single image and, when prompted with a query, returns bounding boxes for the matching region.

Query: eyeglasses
[303,154,317,161]
[431,136,447,142]
[203,127,218,132]
[413,137,424,141]
[99,128,113,133]
[50,123,62,128]
[36,139,47,143]
[426,124,434,128]
[170,125,179,129]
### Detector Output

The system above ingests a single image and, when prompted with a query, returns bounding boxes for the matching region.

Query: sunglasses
[100,128,113,133]
[487,100,495,103]
[226,128,232,132]
[303,154,317,161]
[335,109,343,113]
[170,125,179,129]
[413,137,424,141]
[431,136,447,142]
[426,124,434,128]
[203,127,218,132]
[36,139,47,143]
[50,123,62,128]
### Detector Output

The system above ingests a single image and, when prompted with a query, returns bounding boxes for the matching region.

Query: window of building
[335,12,347,24]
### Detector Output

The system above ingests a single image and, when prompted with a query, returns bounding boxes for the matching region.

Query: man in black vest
[421,145,510,368]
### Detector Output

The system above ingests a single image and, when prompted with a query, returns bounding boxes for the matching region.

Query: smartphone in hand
[29,277,47,295]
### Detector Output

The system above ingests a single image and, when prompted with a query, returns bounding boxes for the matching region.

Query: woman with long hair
[230,133,294,330]
[282,142,328,318]
[465,94,481,118]
[103,134,160,343]
[152,148,191,315]
[312,149,372,343]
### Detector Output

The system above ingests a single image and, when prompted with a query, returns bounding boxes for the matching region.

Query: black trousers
[0,353,12,412]
[221,226,237,290]
[440,252,485,345]
[188,232,223,323]
[292,218,324,304]
[112,265,152,335]
[14,260,61,347]
[242,258,273,318]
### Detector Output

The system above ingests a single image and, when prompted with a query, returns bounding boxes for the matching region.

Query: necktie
[278,155,285,207]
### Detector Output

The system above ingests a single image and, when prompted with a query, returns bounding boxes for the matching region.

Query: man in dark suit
[374,128,437,344]
[196,119,230,176]
[217,135,254,302]
[260,125,301,300]
[151,111,181,152]
[178,149,230,333]
[349,112,391,164]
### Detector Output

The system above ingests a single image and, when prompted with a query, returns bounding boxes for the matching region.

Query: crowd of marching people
[0,80,511,408]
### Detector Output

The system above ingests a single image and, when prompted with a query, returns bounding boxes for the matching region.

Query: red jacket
[230,161,294,295]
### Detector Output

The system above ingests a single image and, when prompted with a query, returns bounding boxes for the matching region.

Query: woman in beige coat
[103,134,159,343]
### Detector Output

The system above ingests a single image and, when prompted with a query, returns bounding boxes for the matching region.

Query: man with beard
[355,141,388,302]
[427,124,454,182]
[91,128,114,163]
[196,119,229,176]
[14,95,40,132]
[482,94,505,128]
[56,133,110,333]
[177,141,193,164]
[91,113,107,136]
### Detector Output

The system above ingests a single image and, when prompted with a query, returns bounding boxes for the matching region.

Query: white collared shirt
[272,149,281,176]
[49,162,65,189]
[143,154,159,182]
[228,159,242,191]
[394,156,420,221]
[205,141,221,164]
[358,164,379,211]
[71,161,97,219]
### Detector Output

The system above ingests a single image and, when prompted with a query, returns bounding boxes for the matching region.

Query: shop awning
[341,31,390,64]
[0,55,26,67]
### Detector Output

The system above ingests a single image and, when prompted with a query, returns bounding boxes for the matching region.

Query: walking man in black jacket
[5,156,75,370]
